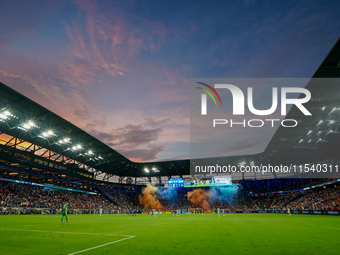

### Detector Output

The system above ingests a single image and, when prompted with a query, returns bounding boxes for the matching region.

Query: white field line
[305,224,340,231]
[0,228,133,237]
[0,228,135,254]
[67,235,135,255]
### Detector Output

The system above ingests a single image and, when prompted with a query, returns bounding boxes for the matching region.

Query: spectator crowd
[0,177,339,215]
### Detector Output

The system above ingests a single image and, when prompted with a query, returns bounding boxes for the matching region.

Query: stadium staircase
[283,193,305,207]
[247,195,260,210]
[118,193,132,211]
[97,189,132,210]
[97,189,121,207]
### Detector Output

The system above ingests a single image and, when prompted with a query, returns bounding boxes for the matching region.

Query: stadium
[1,1,340,255]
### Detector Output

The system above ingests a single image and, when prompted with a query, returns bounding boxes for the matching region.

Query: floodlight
[329,107,337,115]
[144,168,150,173]
[152,167,160,173]
[0,113,8,119]
[22,121,35,130]
[316,120,323,126]
[71,144,82,151]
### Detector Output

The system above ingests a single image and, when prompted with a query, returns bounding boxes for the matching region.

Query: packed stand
[0,181,116,215]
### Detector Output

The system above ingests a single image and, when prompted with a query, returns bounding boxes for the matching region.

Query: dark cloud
[116,124,162,146]
[120,145,165,162]
[90,123,162,147]
[143,117,169,127]
[90,131,116,144]
[88,118,166,161]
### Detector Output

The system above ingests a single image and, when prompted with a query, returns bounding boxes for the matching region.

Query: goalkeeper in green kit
[60,202,69,224]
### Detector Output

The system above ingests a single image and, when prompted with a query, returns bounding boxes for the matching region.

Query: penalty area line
[67,235,136,255]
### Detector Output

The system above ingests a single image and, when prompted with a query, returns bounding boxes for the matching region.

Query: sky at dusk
[0,0,339,162]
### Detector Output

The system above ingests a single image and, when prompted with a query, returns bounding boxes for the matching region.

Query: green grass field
[1,213,339,255]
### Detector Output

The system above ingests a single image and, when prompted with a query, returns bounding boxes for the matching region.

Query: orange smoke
[187,189,210,210]
[139,184,163,210]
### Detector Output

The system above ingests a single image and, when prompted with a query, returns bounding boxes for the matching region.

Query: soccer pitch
[1,214,339,255]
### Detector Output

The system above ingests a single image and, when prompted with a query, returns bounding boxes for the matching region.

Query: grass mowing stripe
[0,228,133,237]
[67,236,136,255]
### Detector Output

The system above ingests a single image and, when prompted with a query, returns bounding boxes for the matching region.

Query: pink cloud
[0,2,189,162]
[59,2,172,84]
[0,69,106,130]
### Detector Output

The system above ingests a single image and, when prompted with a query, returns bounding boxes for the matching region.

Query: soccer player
[288,207,291,216]
[152,208,156,217]
[222,209,225,216]
[100,207,103,217]
[217,208,221,217]
[60,202,69,224]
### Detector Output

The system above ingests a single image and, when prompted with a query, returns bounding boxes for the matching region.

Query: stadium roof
[190,38,340,178]
[264,38,340,163]
[0,38,339,179]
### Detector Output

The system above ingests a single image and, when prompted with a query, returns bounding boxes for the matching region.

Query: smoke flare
[209,185,240,204]
[157,187,178,200]
[187,188,210,209]
[139,184,163,210]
